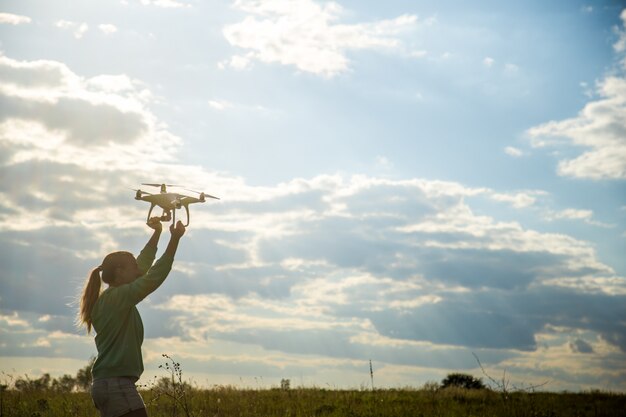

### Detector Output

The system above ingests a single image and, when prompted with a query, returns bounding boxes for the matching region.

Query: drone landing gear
[146,204,189,226]
[147,204,174,224]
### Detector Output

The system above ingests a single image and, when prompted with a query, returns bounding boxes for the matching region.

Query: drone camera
[160,211,172,222]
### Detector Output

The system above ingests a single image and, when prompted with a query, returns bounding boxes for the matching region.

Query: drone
[133,183,219,226]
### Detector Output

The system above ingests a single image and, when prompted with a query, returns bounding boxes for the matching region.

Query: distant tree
[421,381,440,392]
[441,373,485,390]
[281,379,291,390]
[154,376,193,393]
[14,373,52,392]
[75,357,96,391]
[51,374,76,393]
[9,357,97,393]
[13,376,30,391]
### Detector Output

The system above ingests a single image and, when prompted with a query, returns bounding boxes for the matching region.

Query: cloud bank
[1,52,624,390]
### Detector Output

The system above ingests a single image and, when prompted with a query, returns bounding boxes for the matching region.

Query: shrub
[441,373,486,390]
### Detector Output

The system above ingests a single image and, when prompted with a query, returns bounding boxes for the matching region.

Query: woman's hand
[147,217,163,233]
[164,221,185,257]
[170,220,186,239]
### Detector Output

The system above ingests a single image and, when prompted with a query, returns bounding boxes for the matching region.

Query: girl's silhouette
[78,217,186,417]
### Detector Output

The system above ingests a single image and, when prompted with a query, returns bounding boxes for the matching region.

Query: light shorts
[91,376,146,417]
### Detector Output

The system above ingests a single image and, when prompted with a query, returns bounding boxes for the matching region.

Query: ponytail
[77,251,132,334]
[78,266,102,334]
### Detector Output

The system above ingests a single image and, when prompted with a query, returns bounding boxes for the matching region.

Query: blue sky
[0,0,625,391]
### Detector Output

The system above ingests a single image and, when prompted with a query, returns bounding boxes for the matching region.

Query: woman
[78,217,185,417]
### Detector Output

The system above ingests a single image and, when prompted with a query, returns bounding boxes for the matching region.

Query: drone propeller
[131,188,153,195]
[184,188,220,200]
[142,183,181,188]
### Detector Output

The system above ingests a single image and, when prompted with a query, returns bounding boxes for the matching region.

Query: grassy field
[2,386,625,417]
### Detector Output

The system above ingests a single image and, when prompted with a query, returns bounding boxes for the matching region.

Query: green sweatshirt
[91,244,174,379]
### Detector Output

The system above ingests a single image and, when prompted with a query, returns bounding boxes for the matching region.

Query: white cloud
[504,63,519,73]
[613,9,626,53]
[580,81,594,98]
[490,190,538,208]
[409,50,427,58]
[208,99,234,110]
[483,57,494,67]
[0,53,180,169]
[375,156,393,170]
[218,54,252,70]
[86,74,140,93]
[549,208,593,220]
[0,312,29,327]
[581,6,594,14]
[544,208,614,228]
[541,276,626,296]
[222,0,419,77]
[552,209,593,220]
[55,20,89,39]
[0,12,32,25]
[528,76,626,179]
[398,203,597,259]
[0,54,80,91]
[504,146,523,157]
[98,23,118,34]
[206,98,280,117]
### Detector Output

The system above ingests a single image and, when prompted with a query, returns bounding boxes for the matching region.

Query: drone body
[134,183,219,226]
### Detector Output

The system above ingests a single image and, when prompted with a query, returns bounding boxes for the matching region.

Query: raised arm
[146,216,163,249]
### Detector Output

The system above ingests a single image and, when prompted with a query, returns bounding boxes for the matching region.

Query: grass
[3,356,624,416]
[2,386,625,417]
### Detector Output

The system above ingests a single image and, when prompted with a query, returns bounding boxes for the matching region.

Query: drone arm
[146,203,156,222]
[179,197,197,226]
[183,204,190,227]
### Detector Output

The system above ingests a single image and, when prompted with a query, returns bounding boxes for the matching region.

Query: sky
[0,0,625,392]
